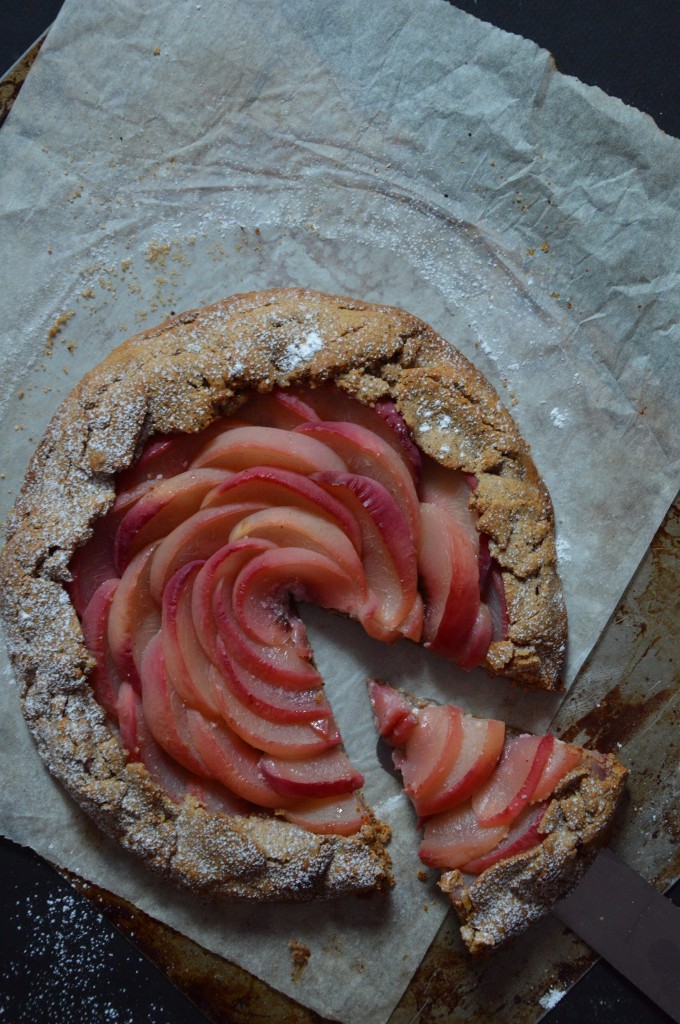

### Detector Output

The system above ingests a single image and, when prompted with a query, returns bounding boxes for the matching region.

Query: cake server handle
[553,848,680,1022]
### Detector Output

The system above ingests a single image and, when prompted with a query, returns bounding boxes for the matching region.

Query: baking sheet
[0,2,679,1022]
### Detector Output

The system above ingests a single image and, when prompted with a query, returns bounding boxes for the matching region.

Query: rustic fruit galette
[0,288,625,949]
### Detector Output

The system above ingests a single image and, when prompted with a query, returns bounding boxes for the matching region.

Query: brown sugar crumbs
[45,310,75,354]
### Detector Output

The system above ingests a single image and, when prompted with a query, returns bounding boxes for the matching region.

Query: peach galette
[0,288,572,905]
[368,681,627,953]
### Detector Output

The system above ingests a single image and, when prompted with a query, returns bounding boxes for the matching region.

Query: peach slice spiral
[70,388,508,836]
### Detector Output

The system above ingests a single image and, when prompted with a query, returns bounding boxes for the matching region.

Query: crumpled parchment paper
[0,1,679,1022]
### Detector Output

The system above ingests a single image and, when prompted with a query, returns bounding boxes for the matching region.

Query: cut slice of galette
[0,288,568,901]
[368,680,627,953]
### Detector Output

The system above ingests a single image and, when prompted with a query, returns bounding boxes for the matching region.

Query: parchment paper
[1,2,679,1022]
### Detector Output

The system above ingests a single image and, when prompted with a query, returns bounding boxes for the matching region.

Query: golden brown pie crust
[0,287,568,902]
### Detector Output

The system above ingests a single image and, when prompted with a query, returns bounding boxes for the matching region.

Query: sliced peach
[214,636,330,723]
[400,705,463,800]
[484,563,509,643]
[312,471,418,637]
[191,538,273,662]
[472,734,554,828]
[236,390,320,430]
[419,802,508,870]
[68,514,120,617]
[232,546,369,647]
[259,749,364,798]
[117,681,144,762]
[298,386,420,481]
[107,542,161,689]
[150,503,266,603]
[186,777,255,817]
[374,398,422,483]
[296,420,420,537]
[114,468,231,572]
[185,709,295,809]
[117,681,192,803]
[211,665,341,757]
[161,560,221,717]
[367,680,418,747]
[413,715,505,817]
[192,539,323,689]
[191,425,346,475]
[418,503,483,661]
[460,802,548,875]
[418,503,450,640]
[418,457,478,549]
[229,506,365,583]
[530,740,582,803]
[139,633,210,776]
[200,466,362,551]
[81,578,124,719]
[114,434,195,494]
[399,594,424,643]
[110,478,159,524]
[114,418,239,494]
[282,793,368,836]
[455,604,493,671]
[211,571,323,690]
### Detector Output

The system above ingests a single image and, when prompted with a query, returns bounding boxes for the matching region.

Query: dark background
[1,2,678,1023]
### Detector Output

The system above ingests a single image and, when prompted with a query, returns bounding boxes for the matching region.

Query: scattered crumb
[417,869,428,882]
[289,939,311,981]
[45,311,75,354]
[540,241,550,253]
[81,287,95,300]
[17,389,24,399]
[146,241,171,267]
[153,47,160,56]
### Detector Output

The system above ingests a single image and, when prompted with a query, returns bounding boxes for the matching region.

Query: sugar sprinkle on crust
[0,288,566,900]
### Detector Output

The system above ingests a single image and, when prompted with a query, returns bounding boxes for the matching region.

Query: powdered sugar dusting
[539,986,566,1010]
[550,407,568,429]
[2,883,175,1023]
[276,326,326,373]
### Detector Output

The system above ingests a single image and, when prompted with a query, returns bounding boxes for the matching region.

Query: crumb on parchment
[289,939,311,981]
[45,310,75,354]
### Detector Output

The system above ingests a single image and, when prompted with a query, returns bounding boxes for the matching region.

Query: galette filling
[69,387,508,836]
[368,680,582,873]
